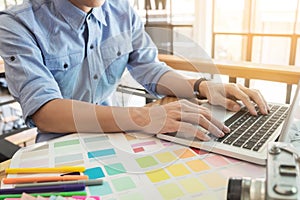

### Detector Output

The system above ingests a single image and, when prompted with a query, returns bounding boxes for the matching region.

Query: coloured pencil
[5,166,85,174]
[0,183,85,194]
[2,175,88,184]
[0,191,87,200]
[15,179,103,188]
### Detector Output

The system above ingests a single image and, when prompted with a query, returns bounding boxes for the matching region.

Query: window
[213,0,300,65]
[131,0,300,103]
[212,0,300,103]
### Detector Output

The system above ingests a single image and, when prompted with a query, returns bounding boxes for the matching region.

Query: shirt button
[10,56,15,61]
[93,74,98,79]
[117,51,121,56]
[90,44,94,49]
[63,63,68,69]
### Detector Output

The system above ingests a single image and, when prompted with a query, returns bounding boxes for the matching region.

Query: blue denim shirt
[0,0,171,140]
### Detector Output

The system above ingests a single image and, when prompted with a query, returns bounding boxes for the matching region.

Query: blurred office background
[127,0,300,105]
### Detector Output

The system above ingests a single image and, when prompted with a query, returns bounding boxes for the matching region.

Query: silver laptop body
[157,81,300,165]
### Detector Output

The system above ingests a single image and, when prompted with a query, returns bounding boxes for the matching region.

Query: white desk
[3,132,265,200]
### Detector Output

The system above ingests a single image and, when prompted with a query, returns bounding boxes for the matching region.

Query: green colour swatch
[88,182,112,196]
[54,139,80,148]
[83,135,109,143]
[135,156,158,168]
[111,176,136,192]
[119,192,144,200]
[104,163,126,175]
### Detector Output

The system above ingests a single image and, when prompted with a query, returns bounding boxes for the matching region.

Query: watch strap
[193,78,208,99]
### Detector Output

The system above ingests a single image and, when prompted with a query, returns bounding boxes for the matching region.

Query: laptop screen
[278,80,300,143]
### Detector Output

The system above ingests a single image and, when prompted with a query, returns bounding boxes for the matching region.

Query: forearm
[32,99,150,134]
[156,71,198,99]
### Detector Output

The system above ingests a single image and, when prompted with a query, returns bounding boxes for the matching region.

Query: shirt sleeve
[0,13,63,127]
[126,5,173,98]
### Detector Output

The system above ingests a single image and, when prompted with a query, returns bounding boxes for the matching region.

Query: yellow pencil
[5,166,85,174]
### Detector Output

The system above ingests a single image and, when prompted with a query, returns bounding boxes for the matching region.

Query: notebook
[157,80,300,165]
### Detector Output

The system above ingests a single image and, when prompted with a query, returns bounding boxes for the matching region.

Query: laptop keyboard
[217,104,289,151]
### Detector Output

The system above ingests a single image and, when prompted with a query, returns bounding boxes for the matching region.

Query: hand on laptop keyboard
[217,104,288,151]
[154,82,270,142]
[198,81,270,116]
[151,99,230,141]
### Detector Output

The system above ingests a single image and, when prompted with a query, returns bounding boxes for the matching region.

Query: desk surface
[0,98,266,199]
[2,133,265,199]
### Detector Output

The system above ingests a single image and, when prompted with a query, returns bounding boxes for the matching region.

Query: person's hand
[142,99,230,141]
[200,81,269,115]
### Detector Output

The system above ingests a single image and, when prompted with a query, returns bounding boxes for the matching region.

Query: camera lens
[227,177,266,200]
[227,177,243,200]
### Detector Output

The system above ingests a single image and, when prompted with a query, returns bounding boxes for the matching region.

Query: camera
[227,142,300,200]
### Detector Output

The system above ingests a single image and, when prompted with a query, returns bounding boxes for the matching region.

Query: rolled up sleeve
[0,14,62,126]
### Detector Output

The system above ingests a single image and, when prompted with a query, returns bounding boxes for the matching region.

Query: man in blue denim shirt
[0,0,269,142]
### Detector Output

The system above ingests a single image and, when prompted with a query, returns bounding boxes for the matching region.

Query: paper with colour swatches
[2,132,265,200]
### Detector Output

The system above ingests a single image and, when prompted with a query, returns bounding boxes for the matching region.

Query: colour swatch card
[4,133,265,200]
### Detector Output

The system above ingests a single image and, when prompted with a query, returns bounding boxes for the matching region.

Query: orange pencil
[2,175,88,184]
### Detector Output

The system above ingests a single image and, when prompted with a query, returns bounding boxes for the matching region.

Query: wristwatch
[193,78,208,99]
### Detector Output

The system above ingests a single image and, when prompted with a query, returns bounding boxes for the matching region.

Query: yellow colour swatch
[166,163,191,177]
[173,148,195,159]
[154,152,177,163]
[193,194,219,200]
[157,183,184,200]
[186,159,210,172]
[146,169,170,183]
[179,177,206,193]
[193,190,226,200]
[200,172,227,188]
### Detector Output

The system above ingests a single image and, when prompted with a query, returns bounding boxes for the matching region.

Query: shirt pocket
[44,52,82,72]
[44,52,83,88]
[101,34,133,84]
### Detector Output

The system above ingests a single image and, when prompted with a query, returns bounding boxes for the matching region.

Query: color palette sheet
[3,132,265,199]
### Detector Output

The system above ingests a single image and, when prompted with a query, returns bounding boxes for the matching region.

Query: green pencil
[0,191,87,200]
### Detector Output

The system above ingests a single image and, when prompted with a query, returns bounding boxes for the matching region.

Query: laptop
[157,80,300,165]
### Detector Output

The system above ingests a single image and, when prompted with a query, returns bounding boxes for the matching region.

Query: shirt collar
[92,5,107,26]
[53,0,107,31]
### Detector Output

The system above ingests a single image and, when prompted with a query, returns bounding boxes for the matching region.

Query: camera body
[227,142,300,200]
